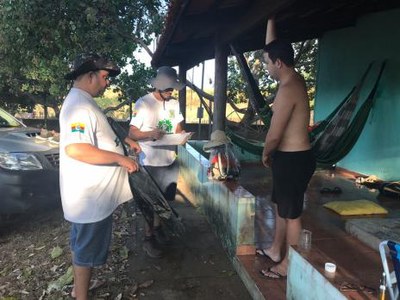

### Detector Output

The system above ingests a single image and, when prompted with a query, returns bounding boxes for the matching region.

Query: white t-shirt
[59,88,132,223]
[130,93,184,166]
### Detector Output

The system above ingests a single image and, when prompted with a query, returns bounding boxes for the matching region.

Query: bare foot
[270,263,287,277]
[70,279,105,298]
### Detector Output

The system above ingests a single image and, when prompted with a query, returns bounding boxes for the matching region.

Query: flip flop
[260,267,287,279]
[332,186,342,194]
[320,187,342,194]
[70,279,106,298]
[320,187,332,194]
[255,249,281,263]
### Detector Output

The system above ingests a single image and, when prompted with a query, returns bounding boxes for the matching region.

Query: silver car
[0,108,60,217]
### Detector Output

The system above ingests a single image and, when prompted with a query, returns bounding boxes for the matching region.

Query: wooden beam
[178,64,188,126]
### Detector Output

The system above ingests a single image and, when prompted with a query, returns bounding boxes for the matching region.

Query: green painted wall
[315,9,400,181]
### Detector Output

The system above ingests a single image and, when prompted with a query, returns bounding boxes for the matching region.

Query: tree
[0,0,166,115]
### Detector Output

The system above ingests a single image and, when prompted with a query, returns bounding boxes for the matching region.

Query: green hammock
[227,61,386,166]
[309,62,374,143]
[314,61,385,166]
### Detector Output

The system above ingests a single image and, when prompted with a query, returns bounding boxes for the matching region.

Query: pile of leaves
[0,203,145,299]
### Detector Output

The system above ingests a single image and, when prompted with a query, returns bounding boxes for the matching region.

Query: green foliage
[0,0,166,111]
[114,59,155,103]
[293,39,319,101]
[93,94,119,111]
[227,50,278,105]
[227,57,247,104]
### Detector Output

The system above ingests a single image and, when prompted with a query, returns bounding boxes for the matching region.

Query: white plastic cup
[300,229,312,251]
[325,262,337,273]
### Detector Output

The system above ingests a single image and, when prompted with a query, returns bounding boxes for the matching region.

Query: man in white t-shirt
[60,53,140,299]
[129,66,185,258]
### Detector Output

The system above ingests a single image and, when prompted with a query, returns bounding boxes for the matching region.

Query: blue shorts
[70,215,113,267]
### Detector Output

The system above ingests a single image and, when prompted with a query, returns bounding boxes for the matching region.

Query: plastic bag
[207,144,240,181]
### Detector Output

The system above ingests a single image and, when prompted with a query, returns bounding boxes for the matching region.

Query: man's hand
[262,153,272,168]
[118,156,139,174]
[266,17,277,45]
[124,137,141,154]
[150,128,165,140]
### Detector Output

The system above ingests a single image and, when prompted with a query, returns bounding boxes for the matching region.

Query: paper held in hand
[145,132,194,146]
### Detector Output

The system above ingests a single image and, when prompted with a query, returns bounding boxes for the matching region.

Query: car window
[0,108,23,128]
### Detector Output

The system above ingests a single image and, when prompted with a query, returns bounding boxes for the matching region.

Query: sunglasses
[161,88,174,93]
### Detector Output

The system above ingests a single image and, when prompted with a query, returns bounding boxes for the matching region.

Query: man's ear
[88,71,96,82]
[276,59,283,68]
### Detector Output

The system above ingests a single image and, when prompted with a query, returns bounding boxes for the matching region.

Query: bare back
[268,72,311,152]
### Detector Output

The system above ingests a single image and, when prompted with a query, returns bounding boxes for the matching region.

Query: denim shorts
[70,214,113,267]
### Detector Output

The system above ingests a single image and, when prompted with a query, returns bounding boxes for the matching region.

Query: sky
[133,46,215,90]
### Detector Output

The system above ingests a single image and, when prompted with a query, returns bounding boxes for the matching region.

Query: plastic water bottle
[379,272,386,300]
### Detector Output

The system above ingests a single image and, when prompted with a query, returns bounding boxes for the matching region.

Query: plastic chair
[379,240,400,300]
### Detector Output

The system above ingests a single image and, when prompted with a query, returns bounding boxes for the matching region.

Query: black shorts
[271,150,316,219]
[145,160,179,201]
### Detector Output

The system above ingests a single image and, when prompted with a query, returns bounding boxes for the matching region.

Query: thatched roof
[152,0,400,68]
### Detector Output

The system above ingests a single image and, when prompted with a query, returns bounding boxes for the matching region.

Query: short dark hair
[263,39,294,67]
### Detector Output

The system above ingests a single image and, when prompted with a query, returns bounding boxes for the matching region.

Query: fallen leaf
[38,289,46,300]
[47,266,73,293]
[50,265,58,272]
[152,264,161,271]
[119,246,129,260]
[50,246,63,259]
[138,280,154,289]
[131,282,138,294]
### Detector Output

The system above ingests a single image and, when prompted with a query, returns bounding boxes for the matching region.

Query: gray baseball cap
[150,66,185,91]
[64,53,121,80]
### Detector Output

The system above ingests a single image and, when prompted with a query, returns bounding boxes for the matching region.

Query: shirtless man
[259,18,316,279]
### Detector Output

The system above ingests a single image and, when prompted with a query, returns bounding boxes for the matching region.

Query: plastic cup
[300,229,312,251]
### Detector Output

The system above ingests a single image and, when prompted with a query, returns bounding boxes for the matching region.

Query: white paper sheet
[143,132,193,146]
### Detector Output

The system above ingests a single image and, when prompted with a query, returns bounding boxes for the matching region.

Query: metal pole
[197,62,205,139]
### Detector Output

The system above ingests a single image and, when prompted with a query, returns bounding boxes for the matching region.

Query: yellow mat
[323,199,388,216]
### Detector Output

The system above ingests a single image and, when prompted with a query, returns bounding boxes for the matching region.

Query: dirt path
[0,198,250,299]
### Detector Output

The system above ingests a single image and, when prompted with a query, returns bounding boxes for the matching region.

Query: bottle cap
[325,262,337,273]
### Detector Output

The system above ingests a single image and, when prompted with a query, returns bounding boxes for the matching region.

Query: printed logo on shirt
[158,119,173,133]
[168,109,176,119]
[132,109,138,118]
[71,122,85,133]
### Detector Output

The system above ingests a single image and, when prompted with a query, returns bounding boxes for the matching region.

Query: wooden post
[178,64,187,127]
[213,41,228,133]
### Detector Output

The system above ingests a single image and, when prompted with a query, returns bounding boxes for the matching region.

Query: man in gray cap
[128,66,185,258]
[60,53,140,299]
